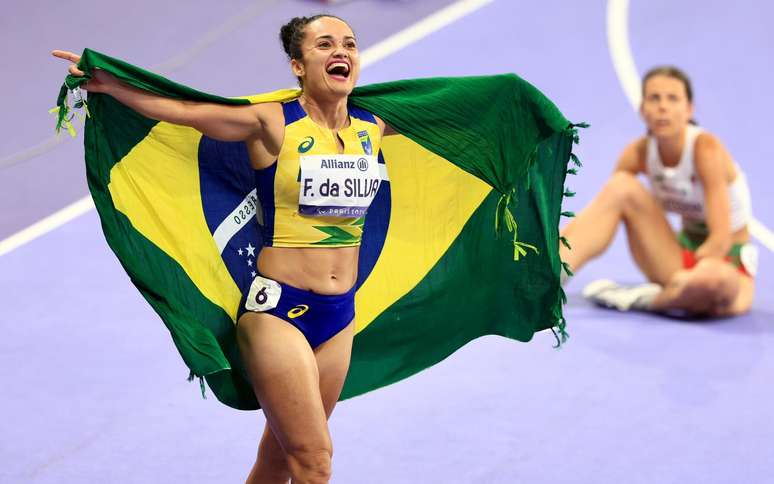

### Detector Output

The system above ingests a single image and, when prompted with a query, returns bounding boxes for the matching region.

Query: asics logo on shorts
[287,304,310,319]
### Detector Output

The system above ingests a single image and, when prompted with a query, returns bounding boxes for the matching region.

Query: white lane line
[360,0,494,68]
[0,134,66,170]
[749,219,774,253]
[0,197,95,256]
[151,0,281,75]
[606,0,641,111]
[606,0,774,253]
[0,0,495,257]
[0,0,281,171]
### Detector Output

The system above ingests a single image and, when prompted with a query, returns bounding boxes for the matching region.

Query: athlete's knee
[604,172,649,209]
[695,260,739,295]
[285,443,333,483]
[682,262,740,315]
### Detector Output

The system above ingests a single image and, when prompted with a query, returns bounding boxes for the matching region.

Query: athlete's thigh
[622,188,683,284]
[237,312,330,451]
[314,321,355,417]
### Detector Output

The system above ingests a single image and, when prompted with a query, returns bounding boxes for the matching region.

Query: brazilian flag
[56,49,582,410]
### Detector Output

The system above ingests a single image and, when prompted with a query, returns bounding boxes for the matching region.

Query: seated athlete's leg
[246,321,355,484]
[614,173,683,284]
[561,172,680,280]
[651,258,752,316]
[238,312,332,484]
[561,172,632,272]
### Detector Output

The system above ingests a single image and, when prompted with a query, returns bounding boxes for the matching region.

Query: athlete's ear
[291,58,305,78]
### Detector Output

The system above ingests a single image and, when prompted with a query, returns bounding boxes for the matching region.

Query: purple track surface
[2,1,773,483]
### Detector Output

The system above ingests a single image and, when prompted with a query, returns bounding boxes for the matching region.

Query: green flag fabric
[56,49,582,410]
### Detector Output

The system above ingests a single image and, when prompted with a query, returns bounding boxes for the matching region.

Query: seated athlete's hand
[51,50,113,93]
[695,236,730,261]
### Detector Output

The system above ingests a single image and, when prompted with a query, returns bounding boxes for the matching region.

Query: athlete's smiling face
[292,17,360,99]
[640,74,694,139]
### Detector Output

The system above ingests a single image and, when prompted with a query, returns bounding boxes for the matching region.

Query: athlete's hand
[695,236,729,261]
[51,50,113,93]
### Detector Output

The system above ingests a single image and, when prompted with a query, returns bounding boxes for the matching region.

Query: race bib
[299,154,381,217]
[245,276,282,312]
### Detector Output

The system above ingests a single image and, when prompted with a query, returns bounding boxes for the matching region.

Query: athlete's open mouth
[326,61,351,80]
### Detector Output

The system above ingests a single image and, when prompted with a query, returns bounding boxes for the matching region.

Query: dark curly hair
[279,14,349,60]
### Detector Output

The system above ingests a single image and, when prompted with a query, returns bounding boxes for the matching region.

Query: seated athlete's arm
[694,132,732,260]
[52,50,269,142]
[613,137,646,174]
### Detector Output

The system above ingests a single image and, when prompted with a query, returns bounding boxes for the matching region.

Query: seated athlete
[55,15,390,484]
[560,66,756,317]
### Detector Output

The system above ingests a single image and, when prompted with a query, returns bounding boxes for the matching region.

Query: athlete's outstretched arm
[52,50,268,142]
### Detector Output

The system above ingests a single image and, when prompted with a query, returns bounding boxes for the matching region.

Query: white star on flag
[246,243,256,257]
[238,248,243,256]
[247,259,253,267]
[251,271,256,278]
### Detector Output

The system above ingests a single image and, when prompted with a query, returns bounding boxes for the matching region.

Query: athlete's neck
[299,95,350,131]
[655,126,687,167]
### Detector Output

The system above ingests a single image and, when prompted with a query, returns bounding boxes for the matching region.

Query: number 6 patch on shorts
[245,276,282,312]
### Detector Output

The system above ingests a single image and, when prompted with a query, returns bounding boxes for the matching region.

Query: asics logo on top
[298,137,315,153]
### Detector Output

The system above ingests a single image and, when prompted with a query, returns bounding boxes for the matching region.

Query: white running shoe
[582,279,662,311]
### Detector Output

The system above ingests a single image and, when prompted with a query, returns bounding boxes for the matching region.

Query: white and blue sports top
[645,124,752,234]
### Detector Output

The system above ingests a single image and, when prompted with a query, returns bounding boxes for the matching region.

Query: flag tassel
[187,371,207,400]
[552,121,588,346]
[495,188,540,262]
[52,85,90,137]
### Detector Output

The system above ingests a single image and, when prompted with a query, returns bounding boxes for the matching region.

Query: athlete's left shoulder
[693,129,737,181]
[696,128,723,149]
[694,129,729,159]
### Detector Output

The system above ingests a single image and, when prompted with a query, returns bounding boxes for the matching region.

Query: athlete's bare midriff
[257,246,359,295]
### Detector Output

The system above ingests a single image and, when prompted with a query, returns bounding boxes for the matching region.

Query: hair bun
[280,17,306,58]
